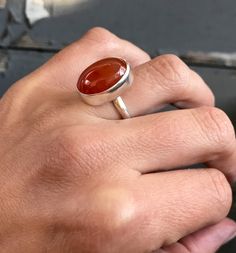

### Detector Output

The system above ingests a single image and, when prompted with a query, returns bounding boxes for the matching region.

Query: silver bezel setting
[78,60,133,106]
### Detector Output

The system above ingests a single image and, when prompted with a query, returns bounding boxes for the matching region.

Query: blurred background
[0,0,236,252]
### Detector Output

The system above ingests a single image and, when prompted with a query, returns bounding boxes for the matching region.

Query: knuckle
[56,186,138,251]
[83,27,119,50]
[204,169,232,214]
[89,185,137,236]
[150,54,190,92]
[192,106,235,151]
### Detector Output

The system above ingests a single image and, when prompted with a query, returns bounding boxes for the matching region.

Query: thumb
[159,218,236,253]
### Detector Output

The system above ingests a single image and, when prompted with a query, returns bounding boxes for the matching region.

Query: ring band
[77,57,133,119]
[113,96,130,119]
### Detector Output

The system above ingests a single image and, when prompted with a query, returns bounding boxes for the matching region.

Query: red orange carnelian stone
[77,57,127,94]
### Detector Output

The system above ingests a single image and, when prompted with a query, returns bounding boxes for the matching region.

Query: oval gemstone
[77,57,127,94]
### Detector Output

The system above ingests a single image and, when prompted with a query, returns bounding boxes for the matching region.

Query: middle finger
[106,106,236,177]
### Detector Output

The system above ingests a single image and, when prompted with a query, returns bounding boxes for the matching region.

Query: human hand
[0,27,236,253]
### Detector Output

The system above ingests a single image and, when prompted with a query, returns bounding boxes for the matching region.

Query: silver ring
[77,57,133,119]
[113,96,131,119]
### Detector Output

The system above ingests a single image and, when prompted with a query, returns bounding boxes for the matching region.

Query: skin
[0,27,236,253]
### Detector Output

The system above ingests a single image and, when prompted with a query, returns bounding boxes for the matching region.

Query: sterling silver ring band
[113,96,131,119]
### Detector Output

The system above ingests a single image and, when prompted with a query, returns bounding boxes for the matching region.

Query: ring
[77,57,133,119]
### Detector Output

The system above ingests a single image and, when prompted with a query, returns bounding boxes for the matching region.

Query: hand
[0,27,236,253]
